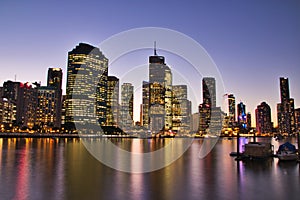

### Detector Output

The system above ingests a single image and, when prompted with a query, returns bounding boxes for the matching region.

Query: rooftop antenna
[14,74,17,82]
[154,41,157,55]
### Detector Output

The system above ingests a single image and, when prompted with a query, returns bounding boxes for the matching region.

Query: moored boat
[276,142,298,161]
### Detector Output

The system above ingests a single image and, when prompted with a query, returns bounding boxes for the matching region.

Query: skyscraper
[277,77,295,135]
[172,85,190,133]
[65,43,108,128]
[106,76,119,127]
[142,81,150,128]
[295,108,300,132]
[0,97,16,129]
[202,77,216,108]
[36,86,61,130]
[255,102,273,135]
[198,77,222,135]
[280,77,290,102]
[3,81,38,129]
[237,102,247,129]
[47,68,63,89]
[198,103,211,134]
[120,83,134,128]
[148,47,172,132]
[227,94,236,126]
[46,68,62,128]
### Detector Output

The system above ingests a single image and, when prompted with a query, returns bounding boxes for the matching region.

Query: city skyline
[1,0,300,126]
[0,42,299,129]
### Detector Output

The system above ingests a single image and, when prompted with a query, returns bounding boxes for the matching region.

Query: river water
[0,137,299,200]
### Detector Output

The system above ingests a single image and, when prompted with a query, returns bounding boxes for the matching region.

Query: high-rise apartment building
[255,102,273,135]
[277,77,295,135]
[0,97,16,129]
[65,43,108,128]
[36,86,61,130]
[37,68,63,130]
[2,81,38,129]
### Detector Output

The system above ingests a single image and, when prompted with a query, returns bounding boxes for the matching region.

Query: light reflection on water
[0,137,299,200]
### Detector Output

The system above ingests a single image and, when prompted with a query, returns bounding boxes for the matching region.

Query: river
[0,137,299,200]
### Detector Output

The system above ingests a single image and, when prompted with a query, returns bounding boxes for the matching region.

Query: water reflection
[0,137,299,200]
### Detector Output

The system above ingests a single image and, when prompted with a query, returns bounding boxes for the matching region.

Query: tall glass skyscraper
[199,77,221,135]
[202,77,216,108]
[65,43,108,128]
[148,48,172,133]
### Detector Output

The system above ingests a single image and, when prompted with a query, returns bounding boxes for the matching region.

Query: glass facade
[149,53,172,133]
[120,83,134,129]
[106,76,119,127]
[66,43,108,127]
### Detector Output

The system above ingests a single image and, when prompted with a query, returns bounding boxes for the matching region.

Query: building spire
[154,41,157,55]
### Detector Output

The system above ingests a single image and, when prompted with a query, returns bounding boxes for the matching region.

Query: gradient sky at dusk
[1,0,300,126]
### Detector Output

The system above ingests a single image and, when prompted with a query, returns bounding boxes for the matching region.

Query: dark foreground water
[0,137,299,200]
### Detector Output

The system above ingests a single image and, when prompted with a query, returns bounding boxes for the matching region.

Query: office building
[199,77,220,134]
[172,85,191,133]
[142,81,150,128]
[148,47,172,132]
[106,76,119,127]
[202,77,216,108]
[120,83,134,128]
[65,43,108,128]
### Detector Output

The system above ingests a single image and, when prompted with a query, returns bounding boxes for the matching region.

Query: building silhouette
[65,43,108,129]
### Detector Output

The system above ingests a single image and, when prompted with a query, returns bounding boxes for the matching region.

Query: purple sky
[1,0,299,126]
